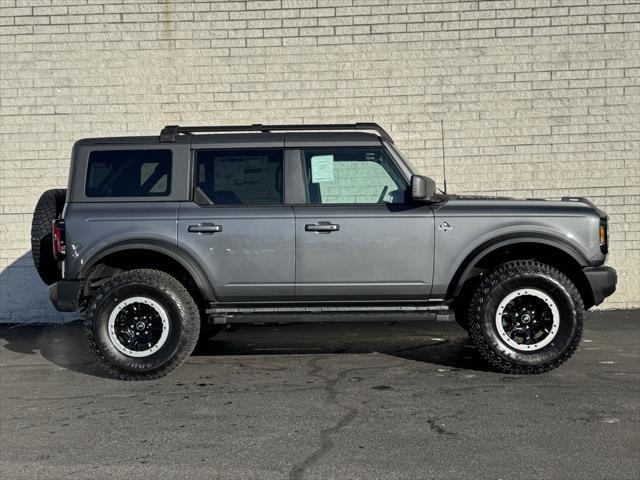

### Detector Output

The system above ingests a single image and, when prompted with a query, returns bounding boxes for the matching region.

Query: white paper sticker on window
[310,155,334,183]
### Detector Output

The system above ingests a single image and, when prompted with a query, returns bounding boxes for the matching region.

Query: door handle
[188,223,222,234]
[305,223,339,233]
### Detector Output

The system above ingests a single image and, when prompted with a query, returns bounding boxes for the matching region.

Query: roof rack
[159,123,394,144]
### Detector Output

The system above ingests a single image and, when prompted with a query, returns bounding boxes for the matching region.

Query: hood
[447,194,516,201]
[440,195,606,218]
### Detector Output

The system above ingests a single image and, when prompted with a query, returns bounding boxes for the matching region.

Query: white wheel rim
[107,296,170,358]
[495,288,560,352]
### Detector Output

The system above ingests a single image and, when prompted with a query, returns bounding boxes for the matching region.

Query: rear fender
[79,239,216,301]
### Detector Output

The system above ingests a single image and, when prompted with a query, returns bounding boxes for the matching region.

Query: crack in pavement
[288,356,406,480]
[288,357,358,480]
[426,411,463,437]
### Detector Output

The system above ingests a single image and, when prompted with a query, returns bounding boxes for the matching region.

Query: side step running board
[205,304,453,325]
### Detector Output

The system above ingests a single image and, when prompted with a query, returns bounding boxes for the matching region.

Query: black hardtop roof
[74,123,392,148]
[159,123,393,143]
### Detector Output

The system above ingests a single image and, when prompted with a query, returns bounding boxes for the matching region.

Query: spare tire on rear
[31,189,66,285]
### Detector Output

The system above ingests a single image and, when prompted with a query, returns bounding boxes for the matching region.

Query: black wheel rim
[108,297,169,357]
[495,289,560,351]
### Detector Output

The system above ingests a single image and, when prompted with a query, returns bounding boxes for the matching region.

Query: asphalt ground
[0,310,638,480]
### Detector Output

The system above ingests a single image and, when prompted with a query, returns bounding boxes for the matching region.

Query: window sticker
[310,155,334,183]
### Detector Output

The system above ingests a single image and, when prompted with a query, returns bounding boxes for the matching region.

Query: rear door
[293,146,435,300]
[178,147,295,301]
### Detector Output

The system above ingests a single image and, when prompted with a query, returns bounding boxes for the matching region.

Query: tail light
[52,219,66,260]
[599,218,608,255]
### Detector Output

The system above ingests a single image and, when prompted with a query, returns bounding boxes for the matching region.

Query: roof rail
[159,123,394,144]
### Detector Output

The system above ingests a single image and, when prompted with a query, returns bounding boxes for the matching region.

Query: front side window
[303,148,407,204]
[86,149,172,197]
[194,149,284,206]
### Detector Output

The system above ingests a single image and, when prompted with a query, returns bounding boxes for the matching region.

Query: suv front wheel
[468,260,584,374]
[84,269,200,380]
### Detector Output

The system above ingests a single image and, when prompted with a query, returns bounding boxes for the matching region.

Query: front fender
[445,232,591,298]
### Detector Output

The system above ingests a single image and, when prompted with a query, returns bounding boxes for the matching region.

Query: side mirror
[411,175,436,202]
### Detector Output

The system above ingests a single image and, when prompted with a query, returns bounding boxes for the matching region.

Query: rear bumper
[48,280,82,312]
[583,266,617,306]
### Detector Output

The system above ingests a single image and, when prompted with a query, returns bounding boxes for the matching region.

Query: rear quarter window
[85,150,172,197]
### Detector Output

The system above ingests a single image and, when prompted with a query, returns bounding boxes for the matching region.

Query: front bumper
[49,280,82,312]
[583,266,617,306]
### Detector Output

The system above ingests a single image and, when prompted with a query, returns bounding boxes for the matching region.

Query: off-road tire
[468,260,584,374]
[31,188,66,285]
[84,269,200,380]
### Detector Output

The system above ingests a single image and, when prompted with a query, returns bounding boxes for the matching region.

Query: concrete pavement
[1,310,638,480]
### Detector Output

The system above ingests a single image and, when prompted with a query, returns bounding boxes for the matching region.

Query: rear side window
[194,149,284,206]
[86,150,172,197]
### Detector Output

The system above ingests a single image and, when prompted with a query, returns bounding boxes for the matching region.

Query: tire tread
[31,188,66,285]
[83,269,200,380]
[468,260,584,374]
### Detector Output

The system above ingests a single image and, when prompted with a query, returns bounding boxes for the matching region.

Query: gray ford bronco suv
[32,123,617,380]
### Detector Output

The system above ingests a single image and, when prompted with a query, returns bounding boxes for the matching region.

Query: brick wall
[1,0,638,322]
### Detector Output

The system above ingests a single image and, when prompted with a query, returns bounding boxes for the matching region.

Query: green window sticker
[310,155,334,183]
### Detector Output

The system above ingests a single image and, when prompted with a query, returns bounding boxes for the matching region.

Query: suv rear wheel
[468,260,584,374]
[84,269,200,380]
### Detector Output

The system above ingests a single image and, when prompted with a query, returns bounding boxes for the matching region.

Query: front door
[178,148,295,301]
[294,146,435,300]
